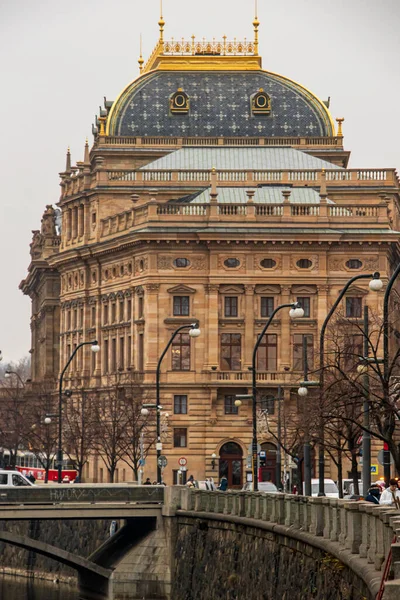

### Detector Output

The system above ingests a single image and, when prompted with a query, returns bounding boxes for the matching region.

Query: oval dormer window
[170,89,190,114]
[224,258,240,268]
[174,257,191,268]
[251,89,271,115]
[346,259,363,270]
[296,259,312,269]
[260,258,276,269]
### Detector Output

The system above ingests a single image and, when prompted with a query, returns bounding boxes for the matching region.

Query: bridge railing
[0,485,165,505]
[169,488,400,582]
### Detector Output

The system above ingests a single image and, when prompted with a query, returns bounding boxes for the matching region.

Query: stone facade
[20,17,400,486]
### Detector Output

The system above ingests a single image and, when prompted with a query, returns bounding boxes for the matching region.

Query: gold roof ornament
[253,0,260,56]
[336,117,344,138]
[65,147,71,174]
[159,0,165,46]
[138,34,144,73]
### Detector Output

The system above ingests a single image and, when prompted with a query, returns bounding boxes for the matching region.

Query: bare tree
[63,389,97,482]
[23,386,57,482]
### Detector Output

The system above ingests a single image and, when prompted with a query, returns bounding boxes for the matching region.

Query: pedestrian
[186,474,195,488]
[379,479,400,507]
[218,475,228,491]
[143,478,152,485]
[27,473,36,484]
[365,485,381,505]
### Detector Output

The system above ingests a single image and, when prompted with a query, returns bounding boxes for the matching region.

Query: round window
[174,257,191,268]
[296,259,312,269]
[256,95,267,108]
[224,258,240,268]
[260,258,276,269]
[174,94,186,108]
[346,259,363,270]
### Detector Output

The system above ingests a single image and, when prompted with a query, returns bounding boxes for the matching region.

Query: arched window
[170,89,190,114]
[260,442,277,483]
[251,89,271,115]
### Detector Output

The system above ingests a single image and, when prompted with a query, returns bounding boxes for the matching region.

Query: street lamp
[318,271,382,496]
[57,340,99,484]
[154,322,200,483]
[251,301,304,492]
[4,370,25,386]
[211,453,217,470]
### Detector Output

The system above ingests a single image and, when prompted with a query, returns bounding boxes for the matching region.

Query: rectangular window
[111,338,117,372]
[224,296,238,318]
[346,297,362,318]
[80,308,84,328]
[111,304,116,323]
[172,333,190,371]
[261,297,274,318]
[67,310,71,330]
[138,334,144,371]
[127,299,132,320]
[104,304,109,325]
[119,300,124,322]
[91,306,96,327]
[173,428,187,448]
[91,346,96,373]
[138,296,144,319]
[119,337,125,370]
[293,334,314,371]
[297,297,310,318]
[73,309,77,329]
[220,333,241,371]
[343,334,364,368]
[103,339,109,374]
[173,296,190,316]
[260,393,275,415]
[224,395,238,415]
[257,334,277,371]
[174,395,188,414]
[127,335,132,368]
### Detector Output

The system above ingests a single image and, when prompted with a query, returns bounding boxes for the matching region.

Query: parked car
[242,481,280,493]
[0,470,34,487]
[303,479,339,498]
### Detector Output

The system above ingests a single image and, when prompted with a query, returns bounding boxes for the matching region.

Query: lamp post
[4,370,25,387]
[382,262,400,484]
[149,322,200,483]
[318,272,382,496]
[251,301,304,492]
[58,341,100,484]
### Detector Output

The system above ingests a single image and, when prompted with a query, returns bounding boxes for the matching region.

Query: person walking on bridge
[379,479,400,507]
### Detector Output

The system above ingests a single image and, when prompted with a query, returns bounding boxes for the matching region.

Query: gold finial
[138,33,144,73]
[159,0,165,45]
[84,138,90,164]
[253,0,260,55]
[99,117,106,136]
[336,117,344,138]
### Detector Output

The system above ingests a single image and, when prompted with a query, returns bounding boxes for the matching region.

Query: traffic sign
[178,457,187,466]
[158,455,168,468]
[371,464,378,474]
[377,449,394,466]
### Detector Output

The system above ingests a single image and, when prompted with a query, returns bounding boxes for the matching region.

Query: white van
[0,470,34,487]
[304,478,339,498]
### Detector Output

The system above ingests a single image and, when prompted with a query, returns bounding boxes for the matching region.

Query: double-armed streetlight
[314,272,382,496]
[56,341,100,484]
[4,370,25,387]
[239,302,304,492]
[142,322,201,483]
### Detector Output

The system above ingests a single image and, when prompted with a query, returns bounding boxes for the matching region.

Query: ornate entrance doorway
[219,442,243,489]
[260,442,277,483]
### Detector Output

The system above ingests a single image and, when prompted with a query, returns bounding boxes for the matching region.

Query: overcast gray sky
[1,0,399,363]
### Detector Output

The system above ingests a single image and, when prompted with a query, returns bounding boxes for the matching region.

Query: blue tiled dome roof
[108,70,334,138]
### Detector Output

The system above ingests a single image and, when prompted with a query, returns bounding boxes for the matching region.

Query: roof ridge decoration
[141,2,261,74]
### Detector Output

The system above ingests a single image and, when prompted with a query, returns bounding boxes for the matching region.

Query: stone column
[144,284,160,372]
[244,285,255,369]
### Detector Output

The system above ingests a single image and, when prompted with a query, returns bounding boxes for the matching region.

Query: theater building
[20,13,400,486]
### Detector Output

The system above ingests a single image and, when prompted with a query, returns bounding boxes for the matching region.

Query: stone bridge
[0,485,399,599]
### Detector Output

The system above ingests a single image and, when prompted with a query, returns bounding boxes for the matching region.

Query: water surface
[0,576,79,600]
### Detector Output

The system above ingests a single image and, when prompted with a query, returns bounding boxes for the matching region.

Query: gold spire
[336,117,344,137]
[138,33,144,73]
[99,117,106,136]
[159,0,165,46]
[253,0,260,55]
